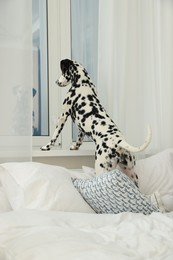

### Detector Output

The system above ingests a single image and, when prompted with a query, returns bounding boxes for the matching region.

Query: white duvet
[0,210,173,260]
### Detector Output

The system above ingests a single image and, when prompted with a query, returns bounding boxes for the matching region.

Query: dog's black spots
[98,133,107,139]
[81,102,86,107]
[92,107,99,115]
[122,160,128,166]
[107,129,117,134]
[117,140,122,144]
[83,107,98,121]
[85,131,91,137]
[82,69,89,78]
[96,144,100,150]
[106,161,112,169]
[63,97,69,105]
[101,121,106,126]
[120,154,130,166]
[74,83,81,88]
[87,95,93,101]
[101,134,107,138]
[95,114,105,119]
[110,153,116,159]
[116,151,120,157]
[104,137,108,142]
[93,120,98,125]
[74,74,81,83]
[112,148,116,154]
[70,89,76,98]
[77,104,82,110]
[100,163,104,168]
[73,94,81,106]
[116,135,119,138]
[67,100,72,105]
[109,125,116,130]
[129,155,132,161]
[78,109,85,115]
[98,149,102,155]
[45,146,50,150]
[102,142,108,149]
[50,140,54,145]
[135,174,138,179]
[91,125,95,130]
[81,118,85,123]
[82,79,90,85]
[108,154,113,159]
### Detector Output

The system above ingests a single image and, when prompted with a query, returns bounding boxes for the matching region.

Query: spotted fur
[41,59,152,186]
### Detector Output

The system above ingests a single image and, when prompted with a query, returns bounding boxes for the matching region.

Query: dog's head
[56,59,88,87]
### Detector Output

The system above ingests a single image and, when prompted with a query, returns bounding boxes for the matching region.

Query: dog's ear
[60,59,73,73]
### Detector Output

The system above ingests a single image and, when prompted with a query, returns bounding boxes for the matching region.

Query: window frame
[32,0,95,152]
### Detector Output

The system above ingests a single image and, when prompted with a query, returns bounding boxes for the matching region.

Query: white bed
[0,149,173,260]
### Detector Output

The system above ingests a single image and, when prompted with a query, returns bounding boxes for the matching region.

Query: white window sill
[32,147,95,157]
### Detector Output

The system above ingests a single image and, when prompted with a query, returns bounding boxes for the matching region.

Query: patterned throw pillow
[72,169,159,215]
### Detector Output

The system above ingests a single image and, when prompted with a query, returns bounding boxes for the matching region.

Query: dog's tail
[119,125,152,153]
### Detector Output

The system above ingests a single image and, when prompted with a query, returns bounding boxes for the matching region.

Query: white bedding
[0,149,173,259]
[0,209,173,260]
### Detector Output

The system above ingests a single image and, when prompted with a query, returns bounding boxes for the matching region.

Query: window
[32,0,49,137]
[32,0,98,151]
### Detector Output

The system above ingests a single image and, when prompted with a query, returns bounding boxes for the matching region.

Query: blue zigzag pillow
[72,169,159,215]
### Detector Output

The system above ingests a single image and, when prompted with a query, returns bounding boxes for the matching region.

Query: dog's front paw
[70,145,79,150]
[40,145,50,151]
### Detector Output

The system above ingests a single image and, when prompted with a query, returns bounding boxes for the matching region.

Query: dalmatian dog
[41,59,152,187]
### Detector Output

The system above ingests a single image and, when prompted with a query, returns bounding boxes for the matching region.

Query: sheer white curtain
[71,0,98,85]
[97,0,173,154]
[0,0,32,162]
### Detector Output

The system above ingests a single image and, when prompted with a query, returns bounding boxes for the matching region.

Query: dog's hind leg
[95,150,119,175]
[70,130,85,150]
[118,151,138,187]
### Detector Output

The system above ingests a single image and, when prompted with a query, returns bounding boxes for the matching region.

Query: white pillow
[136,149,173,212]
[0,187,12,212]
[0,166,12,212]
[1,162,95,213]
[69,166,95,179]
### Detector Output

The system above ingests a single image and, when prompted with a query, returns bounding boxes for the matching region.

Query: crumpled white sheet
[0,210,173,260]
